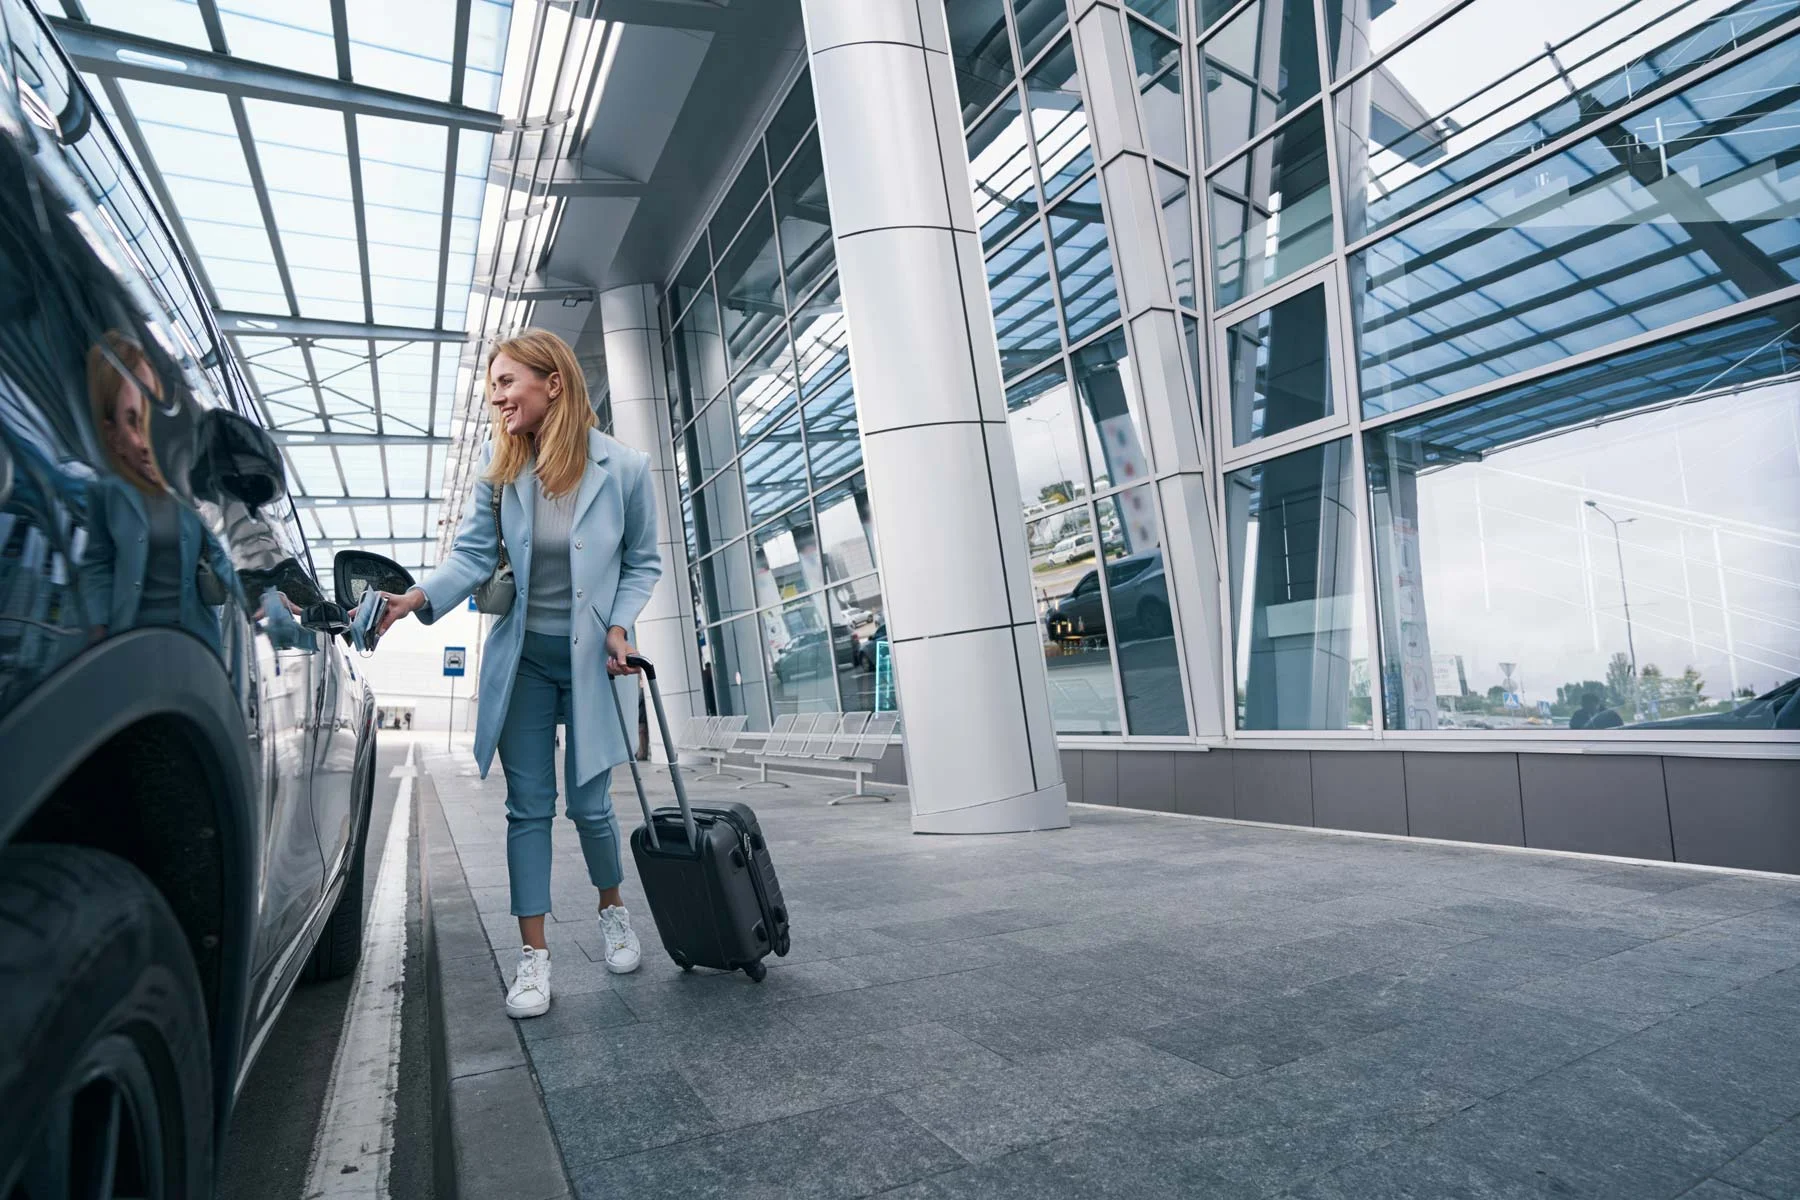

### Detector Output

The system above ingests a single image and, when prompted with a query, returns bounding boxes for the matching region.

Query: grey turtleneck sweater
[524,485,576,636]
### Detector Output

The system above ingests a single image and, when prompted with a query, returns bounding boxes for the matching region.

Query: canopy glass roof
[44,0,516,584]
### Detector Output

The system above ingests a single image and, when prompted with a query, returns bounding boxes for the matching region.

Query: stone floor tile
[570,1098,964,1200]
[546,1071,720,1171]
[1713,1118,1800,1199]
[1283,1138,1552,1199]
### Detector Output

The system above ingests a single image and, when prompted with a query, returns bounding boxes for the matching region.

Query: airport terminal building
[476,0,1798,863]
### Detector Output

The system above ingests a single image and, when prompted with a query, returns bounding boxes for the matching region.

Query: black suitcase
[609,654,790,980]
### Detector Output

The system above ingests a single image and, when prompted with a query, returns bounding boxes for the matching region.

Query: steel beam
[293,495,438,508]
[216,311,467,343]
[486,162,646,197]
[270,431,452,446]
[308,536,437,548]
[48,18,505,131]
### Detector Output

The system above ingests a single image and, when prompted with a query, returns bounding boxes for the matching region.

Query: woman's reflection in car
[78,332,241,655]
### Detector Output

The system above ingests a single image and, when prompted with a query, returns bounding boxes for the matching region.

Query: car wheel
[302,767,373,984]
[0,845,212,1198]
[1137,599,1172,638]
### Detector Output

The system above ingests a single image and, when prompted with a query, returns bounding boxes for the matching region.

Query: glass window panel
[1225,283,1334,445]
[1365,302,1800,732]
[1011,0,1070,64]
[751,505,826,607]
[682,396,739,503]
[1196,0,1246,35]
[802,369,862,486]
[1210,104,1333,306]
[987,224,1062,377]
[1226,439,1369,730]
[817,475,880,583]
[1008,366,1090,512]
[731,332,799,450]
[672,236,710,319]
[1131,22,1186,167]
[1072,331,1151,493]
[80,0,211,45]
[709,148,768,252]
[765,69,814,172]
[774,133,834,302]
[217,1,338,76]
[716,200,786,368]
[793,275,850,390]
[1157,166,1195,309]
[1353,34,1800,419]
[826,580,892,713]
[1097,488,1187,734]
[1202,0,1321,164]
[670,280,728,427]
[703,614,774,727]
[1033,505,1124,734]
[967,88,1041,251]
[1048,177,1121,343]
[948,0,1016,127]
[764,595,840,715]
[1127,0,1180,31]
[742,414,809,528]
[697,534,757,622]
[1331,0,1798,241]
[1025,38,1093,200]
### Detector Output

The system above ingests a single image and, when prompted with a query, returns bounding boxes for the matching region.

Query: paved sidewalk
[421,743,1800,1200]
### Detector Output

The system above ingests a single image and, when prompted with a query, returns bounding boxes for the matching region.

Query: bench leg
[738,761,790,790]
[704,754,742,780]
[827,768,890,805]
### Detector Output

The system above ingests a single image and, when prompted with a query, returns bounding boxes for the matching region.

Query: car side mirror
[302,601,349,634]
[334,550,416,611]
[190,408,285,511]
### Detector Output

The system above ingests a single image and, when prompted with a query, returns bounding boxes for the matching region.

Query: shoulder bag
[471,482,515,615]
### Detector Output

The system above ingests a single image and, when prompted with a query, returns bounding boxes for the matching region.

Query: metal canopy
[48,0,516,588]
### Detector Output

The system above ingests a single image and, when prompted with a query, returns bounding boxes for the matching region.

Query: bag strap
[489,482,510,570]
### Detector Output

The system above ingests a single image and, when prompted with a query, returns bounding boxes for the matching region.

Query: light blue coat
[416,428,662,785]
[79,475,241,658]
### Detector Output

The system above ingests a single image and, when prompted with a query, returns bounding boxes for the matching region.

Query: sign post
[443,646,467,751]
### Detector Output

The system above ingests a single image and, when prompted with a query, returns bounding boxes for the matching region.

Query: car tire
[302,767,373,984]
[0,844,213,1198]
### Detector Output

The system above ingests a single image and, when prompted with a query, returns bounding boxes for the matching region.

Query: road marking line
[304,741,415,1198]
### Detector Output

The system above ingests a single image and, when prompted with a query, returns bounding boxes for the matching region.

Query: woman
[374,329,662,1019]
[79,332,239,658]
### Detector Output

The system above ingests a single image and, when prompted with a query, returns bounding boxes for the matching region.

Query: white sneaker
[506,946,551,1019]
[599,905,641,974]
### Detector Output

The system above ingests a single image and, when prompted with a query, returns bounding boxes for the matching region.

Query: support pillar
[598,283,706,763]
[801,0,1067,833]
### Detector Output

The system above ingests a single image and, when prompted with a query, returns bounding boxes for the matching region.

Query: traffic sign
[443,646,467,677]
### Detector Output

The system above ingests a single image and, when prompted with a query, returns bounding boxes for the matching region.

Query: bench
[740,711,901,803]
[675,714,749,779]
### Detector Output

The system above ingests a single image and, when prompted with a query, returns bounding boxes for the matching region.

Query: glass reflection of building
[662,0,1799,752]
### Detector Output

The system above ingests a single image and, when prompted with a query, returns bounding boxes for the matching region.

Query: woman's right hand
[374,588,425,635]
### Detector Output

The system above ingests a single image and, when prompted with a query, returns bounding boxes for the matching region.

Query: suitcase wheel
[744,960,767,982]
[670,950,693,972]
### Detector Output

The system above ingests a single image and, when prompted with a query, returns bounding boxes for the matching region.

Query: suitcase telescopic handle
[604,648,698,853]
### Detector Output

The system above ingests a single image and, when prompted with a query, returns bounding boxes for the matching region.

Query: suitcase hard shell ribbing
[608,653,790,980]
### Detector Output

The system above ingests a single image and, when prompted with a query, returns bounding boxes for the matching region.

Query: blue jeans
[498,630,624,916]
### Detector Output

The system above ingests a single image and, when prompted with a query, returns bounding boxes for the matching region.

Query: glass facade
[657,0,1799,744]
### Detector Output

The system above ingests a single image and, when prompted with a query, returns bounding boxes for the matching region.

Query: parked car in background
[0,7,411,1192]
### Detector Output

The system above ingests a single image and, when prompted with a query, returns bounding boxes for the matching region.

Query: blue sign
[468,595,478,612]
[443,646,467,676]
[1502,692,1522,709]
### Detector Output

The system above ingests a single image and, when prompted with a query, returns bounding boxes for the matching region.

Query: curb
[419,769,575,1200]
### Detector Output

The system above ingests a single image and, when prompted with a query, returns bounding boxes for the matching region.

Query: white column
[598,283,705,763]
[1071,0,1228,737]
[802,0,1067,834]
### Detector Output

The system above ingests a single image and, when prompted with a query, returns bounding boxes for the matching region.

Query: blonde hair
[87,331,168,496]
[484,329,595,499]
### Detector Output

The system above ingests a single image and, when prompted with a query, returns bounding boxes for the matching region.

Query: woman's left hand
[605,626,640,676]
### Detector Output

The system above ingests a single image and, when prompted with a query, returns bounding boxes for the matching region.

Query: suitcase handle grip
[601,645,698,853]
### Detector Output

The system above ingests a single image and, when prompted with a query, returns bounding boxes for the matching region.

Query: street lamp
[1586,500,1639,716]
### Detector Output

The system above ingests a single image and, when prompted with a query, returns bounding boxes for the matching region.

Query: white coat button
[572,635,580,645]
[575,588,584,599]
[137,535,145,544]
[574,538,584,550]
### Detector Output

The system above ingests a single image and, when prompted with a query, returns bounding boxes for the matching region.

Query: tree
[1605,651,1634,707]
[1639,663,1666,715]
[1555,679,1608,715]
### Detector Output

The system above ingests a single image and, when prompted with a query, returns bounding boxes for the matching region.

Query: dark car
[0,10,406,1193]
[1043,550,1171,644]
[1626,677,1799,731]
